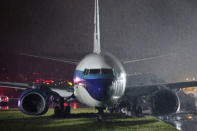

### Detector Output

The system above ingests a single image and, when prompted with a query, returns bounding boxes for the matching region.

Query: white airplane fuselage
[73,53,126,108]
[73,0,126,108]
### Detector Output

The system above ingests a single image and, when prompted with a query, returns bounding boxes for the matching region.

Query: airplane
[1,0,197,119]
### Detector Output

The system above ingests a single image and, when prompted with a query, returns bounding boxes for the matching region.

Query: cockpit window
[83,69,89,75]
[89,69,100,74]
[101,69,113,75]
[83,68,114,76]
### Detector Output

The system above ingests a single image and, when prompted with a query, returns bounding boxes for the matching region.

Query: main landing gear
[132,104,143,117]
[54,105,71,117]
[53,95,73,117]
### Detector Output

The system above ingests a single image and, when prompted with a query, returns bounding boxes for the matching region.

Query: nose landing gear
[96,108,104,122]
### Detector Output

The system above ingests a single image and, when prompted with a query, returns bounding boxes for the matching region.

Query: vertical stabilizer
[93,0,101,54]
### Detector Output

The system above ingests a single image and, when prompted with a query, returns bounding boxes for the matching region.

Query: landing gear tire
[54,106,71,117]
[96,114,103,122]
[96,108,104,122]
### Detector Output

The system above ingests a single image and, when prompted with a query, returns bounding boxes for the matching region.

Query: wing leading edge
[0,81,73,98]
[0,81,31,90]
[127,81,197,90]
[125,81,197,98]
[21,53,79,65]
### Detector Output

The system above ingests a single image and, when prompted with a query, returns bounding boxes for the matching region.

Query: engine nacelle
[18,89,50,115]
[150,89,180,115]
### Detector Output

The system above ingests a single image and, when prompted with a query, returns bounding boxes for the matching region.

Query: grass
[0,108,178,131]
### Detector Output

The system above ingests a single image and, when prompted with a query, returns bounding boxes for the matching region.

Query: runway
[158,112,197,131]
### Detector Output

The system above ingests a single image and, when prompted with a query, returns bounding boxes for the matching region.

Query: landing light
[73,77,84,84]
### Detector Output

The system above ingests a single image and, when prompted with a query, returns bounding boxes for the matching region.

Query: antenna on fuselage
[93,0,101,54]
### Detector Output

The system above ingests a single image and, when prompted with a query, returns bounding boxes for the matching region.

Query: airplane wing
[125,81,197,97]
[21,53,79,65]
[122,53,175,64]
[0,81,73,98]
[0,81,32,90]
[128,81,197,90]
[156,81,197,89]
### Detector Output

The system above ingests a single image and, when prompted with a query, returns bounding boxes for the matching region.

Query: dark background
[1,0,197,83]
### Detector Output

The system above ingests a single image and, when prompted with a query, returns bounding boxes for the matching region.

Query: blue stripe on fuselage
[74,70,114,101]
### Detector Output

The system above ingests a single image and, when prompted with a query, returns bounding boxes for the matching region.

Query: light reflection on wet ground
[158,113,197,131]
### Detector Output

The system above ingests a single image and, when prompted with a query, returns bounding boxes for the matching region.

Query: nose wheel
[96,108,104,122]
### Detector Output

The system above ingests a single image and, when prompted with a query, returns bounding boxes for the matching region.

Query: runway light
[0,106,9,110]
[64,102,68,107]
[2,96,9,102]
[73,103,77,109]
[187,115,193,119]
[2,106,9,110]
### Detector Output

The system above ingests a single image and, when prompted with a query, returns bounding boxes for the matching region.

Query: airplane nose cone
[85,78,113,102]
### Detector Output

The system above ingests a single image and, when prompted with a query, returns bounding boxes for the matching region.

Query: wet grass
[0,108,178,131]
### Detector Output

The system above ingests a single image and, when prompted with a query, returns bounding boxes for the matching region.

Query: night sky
[1,0,197,83]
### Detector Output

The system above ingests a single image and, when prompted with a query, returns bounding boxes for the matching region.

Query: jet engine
[150,89,180,115]
[18,89,50,115]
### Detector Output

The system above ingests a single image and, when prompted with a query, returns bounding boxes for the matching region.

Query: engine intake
[151,89,180,115]
[19,89,50,115]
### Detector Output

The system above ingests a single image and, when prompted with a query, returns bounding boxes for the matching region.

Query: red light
[44,80,53,83]
[35,79,40,83]
[2,96,8,102]
[73,103,77,109]
[35,78,52,84]
[2,106,9,110]
[64,102,68,107]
